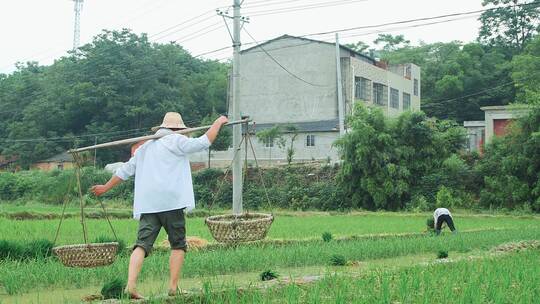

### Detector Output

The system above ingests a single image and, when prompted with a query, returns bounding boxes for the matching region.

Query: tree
[381,41,514,122]
[0,29,229,168]
[256,126,282,161]
[512,35,540,103]
[344,41,371,55]
[477,105,540,211]
[282,125,299,165]
[335,104,465,210]
[479,0,540,53]
[374,34,410,52]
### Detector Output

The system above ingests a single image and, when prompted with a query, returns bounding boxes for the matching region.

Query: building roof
[463,121,485,127]
[0,155,18,166]
[39,151,74,163]
[241,34,376,65]
[480,104,531,112]
[245,119,340,133]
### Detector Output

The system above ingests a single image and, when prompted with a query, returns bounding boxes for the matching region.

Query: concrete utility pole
[231,0,243,214]
[335,33,345,135]
[72,0,84,51]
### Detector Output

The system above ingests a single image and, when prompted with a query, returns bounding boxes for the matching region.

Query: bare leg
[168,249,185,294]
[125,247,146,299]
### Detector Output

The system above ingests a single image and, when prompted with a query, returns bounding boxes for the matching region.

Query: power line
[422,80,517,108]
[3,1,538,110]
[243,0,321,9]
[149,13,217,41]
[243,27,330,87]
[300,1,540,38]
[172,22,224,43]
[244,0,368,16]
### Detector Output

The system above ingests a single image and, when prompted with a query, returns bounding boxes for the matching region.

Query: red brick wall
[494,119,512,137]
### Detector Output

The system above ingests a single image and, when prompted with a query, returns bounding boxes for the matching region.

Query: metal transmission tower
[72,0,84,50]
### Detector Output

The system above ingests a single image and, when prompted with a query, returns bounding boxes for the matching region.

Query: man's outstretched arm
[91,175,123,196]
[205,116,229,143]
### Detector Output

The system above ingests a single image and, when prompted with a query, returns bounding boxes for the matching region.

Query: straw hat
[151,112,188,132]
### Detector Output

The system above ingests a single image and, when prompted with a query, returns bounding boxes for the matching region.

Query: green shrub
[437,250,449,259]
[335,104,466,211]
[101,278,126,299]
[322,232,333,242]
[477,106,540,212]
[330,254,347,266]
[436,186,459,208]
[260,270,279,281]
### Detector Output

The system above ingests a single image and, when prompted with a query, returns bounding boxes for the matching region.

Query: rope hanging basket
[52,152,120,268]
[205,213,274,243]
[53,242,119,268]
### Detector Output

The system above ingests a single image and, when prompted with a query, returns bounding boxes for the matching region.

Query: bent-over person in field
[91,112,228,299]
[432,207,457,235]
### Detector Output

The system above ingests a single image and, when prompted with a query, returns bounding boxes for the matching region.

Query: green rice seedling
[101,278,126,299]
[322,231,333,242]
[330,254,347,266]
[24,239,54,259]
[426,217,435,229]
[0,240,23,260]
[260,269,279,281]
[437,250,449,259]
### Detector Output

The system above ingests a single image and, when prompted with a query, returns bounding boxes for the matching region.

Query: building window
[390,88,399,109]
[403,92,411,110]
[354,77,371,101]
[414,78,419,96]
[405,65,412,79]
[306,135,315,147]
[373,83,388,106]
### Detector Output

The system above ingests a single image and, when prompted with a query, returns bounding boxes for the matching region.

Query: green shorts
[134,208,186,257]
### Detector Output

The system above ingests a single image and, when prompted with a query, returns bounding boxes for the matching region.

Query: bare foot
[124,287,145,300]
[168,288,186,297]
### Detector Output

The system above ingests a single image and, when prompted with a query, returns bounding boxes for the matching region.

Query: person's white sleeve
[176,134,211,154]
[115,155,137,180]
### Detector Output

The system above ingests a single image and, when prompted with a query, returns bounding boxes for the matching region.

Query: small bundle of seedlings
[330,254,347,266]
[322,232,333,242]
[101,278,126,299]
[260,269,279,281]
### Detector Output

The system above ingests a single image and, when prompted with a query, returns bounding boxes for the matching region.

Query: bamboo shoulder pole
[69,119,250,153]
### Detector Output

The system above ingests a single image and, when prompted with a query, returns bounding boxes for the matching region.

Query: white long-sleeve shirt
[115,129,211,219]
[433,208,452,228]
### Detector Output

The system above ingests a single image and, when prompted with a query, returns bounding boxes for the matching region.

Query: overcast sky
[0,0,485,74]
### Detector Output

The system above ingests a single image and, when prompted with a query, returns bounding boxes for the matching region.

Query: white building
[191,35,421,167]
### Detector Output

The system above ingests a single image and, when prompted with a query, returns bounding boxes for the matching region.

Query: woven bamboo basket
[205,213,274,243]
[53,242,119,268]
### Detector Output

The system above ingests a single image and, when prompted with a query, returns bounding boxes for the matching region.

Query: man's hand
[216,115,229,125]
[206,116,229,143]
[91,185,109,196]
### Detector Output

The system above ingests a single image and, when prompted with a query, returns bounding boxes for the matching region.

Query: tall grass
[173,250,540,303]
[1,228,539,295]
[1,213,539,245]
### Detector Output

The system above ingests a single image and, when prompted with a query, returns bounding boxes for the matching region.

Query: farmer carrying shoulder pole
[91,112,229,299]
[432,207,457,235]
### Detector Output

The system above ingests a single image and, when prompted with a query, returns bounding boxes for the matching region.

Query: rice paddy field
[0,207,539,303]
